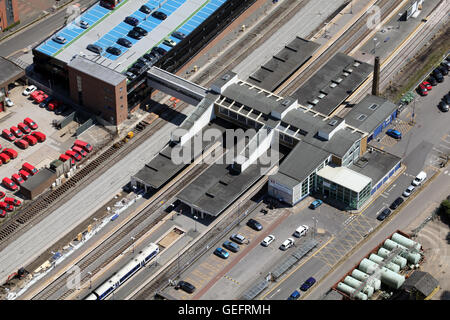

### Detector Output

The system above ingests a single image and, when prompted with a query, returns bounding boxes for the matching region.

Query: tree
[440,199,450,217]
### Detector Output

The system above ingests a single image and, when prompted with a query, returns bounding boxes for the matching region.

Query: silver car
[53,35,67,44]
[79,20,89,29]
[402,185,415,197]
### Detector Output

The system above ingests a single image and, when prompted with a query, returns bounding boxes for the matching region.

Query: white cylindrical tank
[368,254,401,273]
[359,258,380,275]
[352,269,381,290]
[377,247,407,268]
[343,276,374,297]
[337,282,368,300]
[391,233,421,251]
[359,258,405,289]
[383,239,421,264]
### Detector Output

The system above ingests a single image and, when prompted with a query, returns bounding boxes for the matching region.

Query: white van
[411,171,427,186]
[293,225,309,238]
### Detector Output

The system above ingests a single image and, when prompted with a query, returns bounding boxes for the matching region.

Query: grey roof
[247,37,320,92]
[0,56,25,87]
[20,168,57,191]
[344,95,398,134]
[402,271,439,297]
[275,140,330,185]
[349,149,401,186]
[293,53,373,115]
[68,55,127,86]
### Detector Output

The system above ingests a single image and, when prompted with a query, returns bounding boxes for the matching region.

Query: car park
[177,280,195,294]
[23,85,37,96]
[438,101,449,112]
[390,197,404,210]
[309,199,323,209]
[133,26,148,36]
[22,162,38,175]
[230,233,246,244]
[261,235,275,247]
[2,129,15,141]
[87,44,103,55]
[171,31,186,40]
[247,218,263,231]
[152,11,167,20]
[0,202,14,212]
[0,153,10,164]
[280,238,294,250]
[18,123,31,134]
[214,247,229,259]
[59,154,75,166]
[412,171,427,186]
[300,277,316,291]
[52,35,67,44]
[432,69,444,82]
[4,97,14,107]
[386,129,402,139]
[293,225,309,237]
[4,197,21,207]
[15,139,29,149]
[106,46,122,56]
[117,38,132,48]
[10,126,23,138]
[124,16,139,26]
[24,134,38,146]
[11,173,24,185]
[223,240,240,253]
[402,185,415,197]
[3,148,17,159]
[163,38,176,47]
[66,150,82,161]
[377,208,391,221]
[78,20,89,29]
[72,146,87,157]
[31,131,46,142]
[140,5,153,14]
[287,290,300,300]
[19,169,31,180]
[2,177,18,191]
[24,117,38,130]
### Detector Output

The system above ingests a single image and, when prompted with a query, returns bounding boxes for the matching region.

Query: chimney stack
[372,56,380,96]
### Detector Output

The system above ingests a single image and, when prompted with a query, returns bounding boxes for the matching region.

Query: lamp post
[87,271,92,289]
[131,237,135,253]
[193,215,198,233]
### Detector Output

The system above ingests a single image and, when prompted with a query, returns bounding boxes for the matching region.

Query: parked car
[386,129,402,139]
[280,238,294,250]
[18,122,31,134]
[128,30,143,40]
[432,68,444,82]
[30,90,43,101]
[117,38,132,48]
[106,46,122,56]
[74,139,93,152]
[100,0,115,9]
[24,134,38,146]
[34,92,48,104]
[125,71,137,80]
[441,61,450,71]
[443,94,450,105]
[293,225,309,237]
[40,96,52,108]
[133,26,148,36]
[52,35,67,44]
[11,173,24,185]
[428,75,438,86]
[247,218,263,231]
[4,97,14,107]
[22,162,38,175]
[2,177,18,191]
[22,85,37,96]
[0,202,14,212]
[261,235,275,247]
[300,277,316,291]
[139,5,152,14]
[59,154,75,166]
[14,139,29,149]
[438,100,449,112]
[230,233,246,244]
[377,208,391,221]
[124,16,139,26]
[177,280,195,294]
[47,100,61,111]
[171,31,186,40]
[0,210,6,218]
[402,185,415,197]
[437,65,448,76]
[78,20,89,29]
[4,197,21,207]
[390,197,404,210]
[0,191,5,199]
[23,117,38,130]
[163,38,176,47]
[223,240,240,253]
[0,153,10,164]
[2,129,16,141]
[152,11,167,20]
[72,146,87,157]
[19,169,31,180]
[151,46,167,56]
[421,81,432,90]
[86,44,103,55]
[287,290,300,300]
[309,199,323,209]
[65,150,82,161]
[10,126,23,138]
[214,247,229,259]
[31,131,46,142]
[412,171,427,186]
[3,148,17,159]
[417,83,428,96]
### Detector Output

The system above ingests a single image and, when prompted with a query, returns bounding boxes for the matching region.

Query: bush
[440,200,450,217]
[2,20,21,32]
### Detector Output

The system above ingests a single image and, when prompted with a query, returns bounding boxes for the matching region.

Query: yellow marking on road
[259,235,335,300]
[223,275,240,285]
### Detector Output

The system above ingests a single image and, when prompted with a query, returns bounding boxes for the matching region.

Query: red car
[31,131,46,142]
[30,90,43,101]
[2,177,18,191]
[11,173,24,185]
[34,93,48,104]
[4,197,21,207]
[18,122,31,134]
[15,139,29,149]
[2,129,16,141]
[24,118,38,130]
[0,191,5,199]
[65,150,82,161]
[48,100,61,111]
[418,83,428,96]
[421,81,432,90]
[3,148,18,159]
[74,139,93,152]
[0,210,6,218]
[0,153,10,164]
[22,162,38,175]
[59,154,75,166]
[24,134,38,146]
[72,146,87,157]
[10,126,23,138]
[0,202,14,212]
[19,169,31,181]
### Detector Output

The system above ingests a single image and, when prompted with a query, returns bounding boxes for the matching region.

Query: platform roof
[0,57,25,88]
[317,165,372,193]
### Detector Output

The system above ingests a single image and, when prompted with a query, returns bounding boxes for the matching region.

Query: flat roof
[343,95,398,134]
[247,37,320,92]
[349,149,401,186]
[292,53,373,115]
[20,168,57,191]
[36,0,227,73]
[317,165,372,193]
[68,55,126,86]
[0,57,25,87]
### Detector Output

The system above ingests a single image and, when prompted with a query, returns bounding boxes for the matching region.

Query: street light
[193,215,198,232]
[131,237,135,253]
[87,271,92,289]
[373,38,377,55]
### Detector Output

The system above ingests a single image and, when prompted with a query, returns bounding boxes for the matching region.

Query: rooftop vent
[357,114,367,121]
[333,77,343,84]
[281,99,291,106]
[318,93,326,99]
[309,98,319,105]
[328,119,338,126]
[342,72,350,77]
[222,74,231,81]
[353,61,361,67]
[368,103,379,110]
[330,82,338,88]
[344,68,353,73]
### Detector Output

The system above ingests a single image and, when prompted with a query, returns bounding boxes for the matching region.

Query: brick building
[0,0,19,31]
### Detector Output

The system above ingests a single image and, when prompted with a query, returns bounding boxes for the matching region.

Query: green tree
[440,200,450,217]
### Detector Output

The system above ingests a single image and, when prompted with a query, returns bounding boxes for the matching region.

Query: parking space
[378,119,413,148]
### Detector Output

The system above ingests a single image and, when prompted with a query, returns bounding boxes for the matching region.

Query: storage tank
[352,269,381,290]
[359,258,405,289]
[383,239,421,264]
[337,282,368,300]
[359,258,380,275]
[343,276,374,297]
[368,253,401,273]
[391,233,421,251]
[377,247,407,268]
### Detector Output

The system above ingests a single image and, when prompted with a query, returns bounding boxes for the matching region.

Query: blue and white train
[84,242,159,300]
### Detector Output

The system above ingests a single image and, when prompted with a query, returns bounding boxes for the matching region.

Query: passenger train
[84,242,159,300]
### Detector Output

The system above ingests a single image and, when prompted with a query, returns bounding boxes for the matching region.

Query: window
[357,114,367,121]
[76,76,82,92]
[368,103,378,110]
